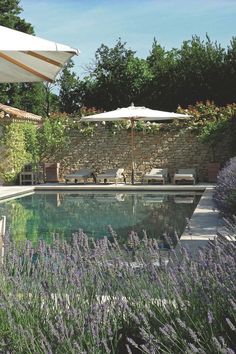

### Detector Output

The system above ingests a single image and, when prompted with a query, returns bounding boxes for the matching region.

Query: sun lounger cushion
[97,168,124,179]
[65,168,94,178]
[97,168,126,183]
[143,168,168,184]
[65,168,95,183]
[174,169,196,184]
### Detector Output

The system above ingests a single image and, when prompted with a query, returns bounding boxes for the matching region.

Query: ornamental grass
[0,227,235,353]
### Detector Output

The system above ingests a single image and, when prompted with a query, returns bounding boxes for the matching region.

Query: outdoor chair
[19,163,36,185]
[143,168,169,184]
[65,168,96,184]
[96,168,126,184]
[173,168,196,185]
[44,163,60,183]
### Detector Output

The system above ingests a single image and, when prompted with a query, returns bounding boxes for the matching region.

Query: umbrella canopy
[81,104,190,184]
[0,25,79,83]
[81,104,189,122]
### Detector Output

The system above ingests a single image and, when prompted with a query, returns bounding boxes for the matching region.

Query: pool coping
[0,184,220,248]
[178,187,226,254]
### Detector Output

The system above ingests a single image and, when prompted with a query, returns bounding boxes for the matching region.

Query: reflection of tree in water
[0,193,200,246]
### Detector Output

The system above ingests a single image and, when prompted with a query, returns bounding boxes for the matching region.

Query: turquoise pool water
[0,191,201,245]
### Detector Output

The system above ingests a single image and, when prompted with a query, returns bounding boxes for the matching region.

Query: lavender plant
[0,228,235,353]
[213,157,236,216]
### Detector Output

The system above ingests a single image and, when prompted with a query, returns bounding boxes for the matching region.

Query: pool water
[0,191,201,246]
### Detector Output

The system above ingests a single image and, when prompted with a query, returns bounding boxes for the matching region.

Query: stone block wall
[60,126,233,182]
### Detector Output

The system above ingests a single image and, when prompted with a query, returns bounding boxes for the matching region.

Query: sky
[20,0,236,78]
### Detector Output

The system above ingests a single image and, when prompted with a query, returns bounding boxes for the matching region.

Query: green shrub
[1,123,35,182]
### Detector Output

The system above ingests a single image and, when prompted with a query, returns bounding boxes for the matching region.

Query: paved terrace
[0,183,221,250]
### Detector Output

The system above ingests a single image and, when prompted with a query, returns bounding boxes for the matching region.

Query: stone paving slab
[34,183,211,192]
[0,186,34,201]
[177,187,228,255]
[180,188,220,241]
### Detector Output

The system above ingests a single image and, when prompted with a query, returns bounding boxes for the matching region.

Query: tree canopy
[0,1,236,115]
[77,36,236,112]
[0,0,51,116]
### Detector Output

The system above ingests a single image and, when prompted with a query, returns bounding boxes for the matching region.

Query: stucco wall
[61,126,233,182]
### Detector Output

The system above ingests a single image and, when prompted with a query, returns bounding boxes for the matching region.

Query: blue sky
[20,0,236,77]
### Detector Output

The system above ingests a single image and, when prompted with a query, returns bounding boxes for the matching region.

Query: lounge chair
[96,168,126,184]
[143,168,169,184]
[65,168,96,184]
[173,168,196,185]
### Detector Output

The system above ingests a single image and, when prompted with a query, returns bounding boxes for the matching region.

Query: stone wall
[61,126,233,182]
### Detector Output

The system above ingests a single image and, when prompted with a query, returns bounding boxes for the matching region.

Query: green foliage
[0,1,48,117]
[0,113,75,184]
[200,119,226,146]
[2,123,32,182]
[146,39,179,110]
[1,1,236,117]
[0,0,34,32]
[22,123,39,163]
[176,35,225,106]
[72,35,236,112]
[0,145,10,184]
[44,83,60,116]
[58,60,81,114]
[37,113,72,160]
[0,122,39,183]
[81,39,152,110]
[177,101,236,159]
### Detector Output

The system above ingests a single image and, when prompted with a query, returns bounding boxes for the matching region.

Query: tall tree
[146,39,179,110]
[0,0,47,116]
[79,35,235,111]
[0,0,33,32]
[82,39,151,110]
[175,35,225,107]
[58,60,81,114]
[223,37,236,104]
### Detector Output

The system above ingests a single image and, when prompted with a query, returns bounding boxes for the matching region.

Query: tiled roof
[0,103,42,122]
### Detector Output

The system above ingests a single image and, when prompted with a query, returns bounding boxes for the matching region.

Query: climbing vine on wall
[0,123,38,183]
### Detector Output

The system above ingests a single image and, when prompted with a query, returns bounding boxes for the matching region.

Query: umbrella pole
[131,118,135,184]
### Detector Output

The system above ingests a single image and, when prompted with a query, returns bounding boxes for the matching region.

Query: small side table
[19,172,37,185]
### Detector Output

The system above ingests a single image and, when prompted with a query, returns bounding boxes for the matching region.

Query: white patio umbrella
[0,25,79,83]
[81,103,190,184]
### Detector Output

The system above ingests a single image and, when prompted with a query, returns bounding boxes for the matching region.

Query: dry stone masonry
[61,125,232,183]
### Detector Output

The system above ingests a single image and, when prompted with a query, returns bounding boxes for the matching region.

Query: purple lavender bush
[0,229,235,353]
[213,157,236,216]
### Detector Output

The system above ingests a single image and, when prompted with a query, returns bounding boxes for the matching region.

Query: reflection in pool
[0,192,201,246]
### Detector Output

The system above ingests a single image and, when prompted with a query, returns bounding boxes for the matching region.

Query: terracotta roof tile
[0,103,42,122]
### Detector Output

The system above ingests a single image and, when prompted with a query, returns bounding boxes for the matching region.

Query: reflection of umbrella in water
[81,104,190,184]
[0,25,79,83]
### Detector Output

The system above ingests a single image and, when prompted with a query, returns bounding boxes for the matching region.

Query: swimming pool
[0,191,201,246]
